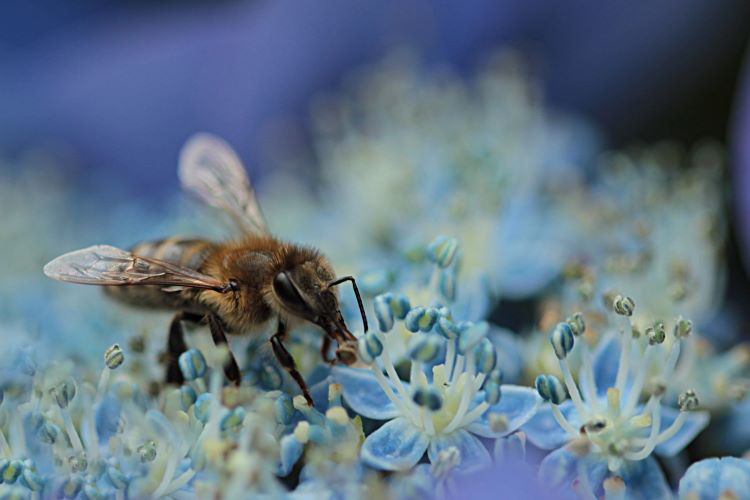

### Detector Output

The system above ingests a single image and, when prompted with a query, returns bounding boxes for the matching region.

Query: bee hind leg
[320,335,335,365]
[165,311,203,385]
[271,321,313,406]
[207,314,242,386]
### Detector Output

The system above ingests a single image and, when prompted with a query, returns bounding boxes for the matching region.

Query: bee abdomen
[104,237,216,311]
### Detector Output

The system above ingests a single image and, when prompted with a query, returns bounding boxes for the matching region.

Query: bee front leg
[271,321,313,406]
[165,311,203,385]
[207,314,242,386]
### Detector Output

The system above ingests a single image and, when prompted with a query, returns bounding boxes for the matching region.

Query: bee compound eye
[273,271,308,312]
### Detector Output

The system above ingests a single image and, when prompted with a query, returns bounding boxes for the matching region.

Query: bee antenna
[328,276,368,333]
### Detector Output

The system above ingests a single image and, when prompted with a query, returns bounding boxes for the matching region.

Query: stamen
[614,316,633,394]
[653,412,686,445]
[445,338,457,381]
[622,344,656,418]
[579,341,599,412]
[560,358,588,420]
[551,405,578,437]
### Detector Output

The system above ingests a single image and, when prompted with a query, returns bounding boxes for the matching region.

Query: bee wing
[179,133,270,235]
[43,245,228,291]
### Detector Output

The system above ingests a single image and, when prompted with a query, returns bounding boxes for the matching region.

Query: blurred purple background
[2,0,749,199]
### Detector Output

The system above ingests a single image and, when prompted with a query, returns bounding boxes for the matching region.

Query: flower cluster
[2,51,749,499]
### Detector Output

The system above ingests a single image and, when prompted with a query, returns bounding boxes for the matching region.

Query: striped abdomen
[104,237,217,311]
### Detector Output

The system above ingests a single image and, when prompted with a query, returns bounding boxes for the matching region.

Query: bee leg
[165,311,203,385]
[207,314,242,386]
[320,335,335,365]
[271,322,313,406]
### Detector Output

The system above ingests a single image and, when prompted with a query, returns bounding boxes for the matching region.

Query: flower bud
[278,434,304,476]
[178,348,207,381]
[645,321,666,345]
[550,322,575,360]
[20,461,45,491]
[435,317,460,339]
[194,393,214,423]
[535,374,567,405]
[674,316,693,338]
[566,313,586,337]
[0,459,22,484]
[389,294,411,320]
[473,338,497,375]
[220,407,246,434]
[484,380,502,405]
[374,293,394,332]
[104,344,124,370]
[407,334,441,363]
[412,386,443,411]
[357,331,383,364]
[613,295,635,316]
[179,385,198,412]
[50,380,76,409]
[427,236,459,268]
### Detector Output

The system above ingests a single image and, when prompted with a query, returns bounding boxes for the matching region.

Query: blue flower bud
[278,434,304,476]
[259,364,284,390]
[419,308,439,332]
[439,268,456,301]
[407,334,441,363]
[178,348,207,381]
[106,465,128,490]
[435,317,460,339]
[20,462,45,491]
[179,385,198,412]
[457,321,489,354]
[412,386,443,411]
[275,393,295,425]
[535,374,568,405]
[484,380,502,405]
[428,236,459,268]
[220,407,246,435]
[550,322,575,360]
[405,307,426,333]
[104,344,125,370]
[194,393,214,424]
[486,368,503,385]
[374,293,395,332]
[0,459,22,484]
[50,380,76,409]
[473,338,497,375]
[389,294,411,320]
[357,332,383,364]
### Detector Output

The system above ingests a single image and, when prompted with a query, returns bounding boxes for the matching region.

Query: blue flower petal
[487,327,524,384]
[655,406,710,457]
[468,385,541,438]
[333,366,403,420]
[95,396,122,444]
[679,457,750,500]
[277,434,305,477]
[361,417,429,471]
[619,456,671,499]
[522,401,581,450]
[581,334,620,401]
[427,429,491,474]
[538,446,608,498]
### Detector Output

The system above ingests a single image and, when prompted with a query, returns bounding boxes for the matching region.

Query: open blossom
[335,283,540,472]
[523,297,709,497]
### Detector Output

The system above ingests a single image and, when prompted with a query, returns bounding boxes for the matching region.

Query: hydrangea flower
[335,292,540,473]
[678,457,750,499]
[524,298,710,497]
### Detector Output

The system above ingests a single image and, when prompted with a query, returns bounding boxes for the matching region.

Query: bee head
[272,267,367,364]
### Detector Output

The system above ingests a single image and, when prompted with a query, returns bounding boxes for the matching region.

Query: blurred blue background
[2,0,749,199]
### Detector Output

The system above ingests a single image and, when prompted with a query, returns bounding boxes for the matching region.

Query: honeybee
[43,133,367,405]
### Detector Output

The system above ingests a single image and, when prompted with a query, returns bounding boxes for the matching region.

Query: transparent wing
[179,133,270,235]
[43,245,228,291]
